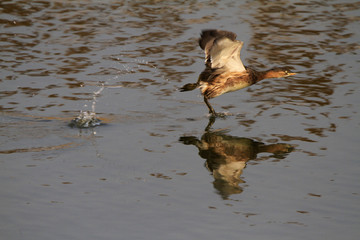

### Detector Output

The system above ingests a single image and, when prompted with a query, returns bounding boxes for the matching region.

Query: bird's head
[267,67,297,78]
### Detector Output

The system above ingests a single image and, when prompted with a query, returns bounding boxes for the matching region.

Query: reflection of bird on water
[180,29,296,116]
[179,129,294,199]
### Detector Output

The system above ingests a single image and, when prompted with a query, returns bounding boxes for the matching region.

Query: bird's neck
[249,68,279,83]
[261,70,281,79]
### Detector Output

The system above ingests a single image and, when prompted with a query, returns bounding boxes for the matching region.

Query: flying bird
[180,29,296,116]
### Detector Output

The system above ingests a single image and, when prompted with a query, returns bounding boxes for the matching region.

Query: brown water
[1,0,359,239]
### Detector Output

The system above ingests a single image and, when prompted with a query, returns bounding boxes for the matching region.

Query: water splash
[111,56,169,82]
[69,56,167,128]
[92,84,104,113]
[69,110,101,128]
[69,84,104,128]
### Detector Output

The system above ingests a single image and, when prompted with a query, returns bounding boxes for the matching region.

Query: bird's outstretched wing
[199,29,246,72]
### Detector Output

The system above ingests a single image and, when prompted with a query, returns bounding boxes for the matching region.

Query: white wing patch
[209,37,246,72]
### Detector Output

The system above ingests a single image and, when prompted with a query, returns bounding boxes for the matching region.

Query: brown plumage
[180,29,296,116]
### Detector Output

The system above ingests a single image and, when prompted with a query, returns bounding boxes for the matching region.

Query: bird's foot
[209,112,231,118]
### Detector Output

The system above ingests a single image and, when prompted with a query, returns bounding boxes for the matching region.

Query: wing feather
[209,37,245,72]
[198,29,246,72]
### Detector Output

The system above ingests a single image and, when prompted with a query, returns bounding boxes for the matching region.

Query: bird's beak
[287,72,297,76]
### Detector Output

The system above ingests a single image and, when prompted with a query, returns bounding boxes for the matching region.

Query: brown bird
[180,29,296,116]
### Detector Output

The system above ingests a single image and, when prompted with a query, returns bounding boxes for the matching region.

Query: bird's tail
[179,83,199,92]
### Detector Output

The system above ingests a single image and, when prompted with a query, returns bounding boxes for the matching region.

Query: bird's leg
[204,96,216,116]
[205,115,216,131]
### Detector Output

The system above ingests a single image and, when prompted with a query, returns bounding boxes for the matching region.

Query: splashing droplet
[69,110,101,128]
[69,84,104,128]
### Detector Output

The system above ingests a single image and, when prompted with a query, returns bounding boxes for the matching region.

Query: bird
[180,29,296,116]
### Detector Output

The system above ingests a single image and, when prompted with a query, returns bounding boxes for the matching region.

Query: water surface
[1,1,359,239]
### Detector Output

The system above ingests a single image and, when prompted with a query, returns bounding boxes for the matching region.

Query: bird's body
[180,29,296,115]
[200,69,258,99]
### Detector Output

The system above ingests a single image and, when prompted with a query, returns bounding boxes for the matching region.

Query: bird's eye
[285,70,288,74]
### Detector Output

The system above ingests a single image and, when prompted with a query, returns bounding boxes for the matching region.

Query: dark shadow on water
[179,118,294,199]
